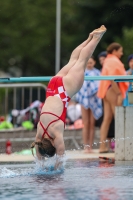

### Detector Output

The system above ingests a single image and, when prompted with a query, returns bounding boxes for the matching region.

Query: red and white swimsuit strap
[40,112,62,139]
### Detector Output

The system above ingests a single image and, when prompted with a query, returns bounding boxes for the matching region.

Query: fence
[0,82,85,152]
[0,83,47,117]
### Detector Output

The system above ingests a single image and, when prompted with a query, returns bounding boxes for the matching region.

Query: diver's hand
[54,160,62,170]
[54,154,65,170]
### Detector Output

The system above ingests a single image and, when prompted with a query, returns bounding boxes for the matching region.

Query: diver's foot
[87,32,93,42]
[90,25,107,40]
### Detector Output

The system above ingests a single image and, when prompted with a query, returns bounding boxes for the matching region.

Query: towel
[76,68,103,120]
[97,54,129,99]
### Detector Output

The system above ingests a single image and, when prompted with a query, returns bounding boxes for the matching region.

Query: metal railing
[0,83,47,116]
[1,75,133,83]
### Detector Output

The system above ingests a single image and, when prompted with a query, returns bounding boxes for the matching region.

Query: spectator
[123,54,133,106]
[97,42,129,153]
[97,51,115,151]
[98,51,107,66]
[76,56,103,153]
[127,54,133,75]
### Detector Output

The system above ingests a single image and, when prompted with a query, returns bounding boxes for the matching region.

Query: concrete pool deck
[0,149,114,163]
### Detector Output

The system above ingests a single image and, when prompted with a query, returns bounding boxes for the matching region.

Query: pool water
[0,159,133,200]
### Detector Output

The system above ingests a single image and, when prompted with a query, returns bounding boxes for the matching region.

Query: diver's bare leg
[64,25,106,97]
[56,34,93,77]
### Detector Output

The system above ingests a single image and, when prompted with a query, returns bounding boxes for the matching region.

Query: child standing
[76,57,103,153]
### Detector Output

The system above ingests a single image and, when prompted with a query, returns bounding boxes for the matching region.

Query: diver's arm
[54,134,65,156]
[35,145,42,160]
[54,134,65,169]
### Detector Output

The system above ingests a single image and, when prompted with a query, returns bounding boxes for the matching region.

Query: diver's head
[31,138,56,158]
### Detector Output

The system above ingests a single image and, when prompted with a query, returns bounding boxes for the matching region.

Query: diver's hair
[31,138,56,158]
[107,42,122,54]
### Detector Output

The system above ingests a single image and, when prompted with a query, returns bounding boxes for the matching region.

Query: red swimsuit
[40,76,71,139]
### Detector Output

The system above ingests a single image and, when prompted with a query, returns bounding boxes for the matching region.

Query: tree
[0,0,133,76]
[115,27,133,69]
[61,0,133,67]
[0,0,56,76]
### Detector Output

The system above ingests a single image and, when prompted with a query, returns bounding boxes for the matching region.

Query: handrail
[0,75,133,83]
[0,83,47,89]
[0,83,47,116]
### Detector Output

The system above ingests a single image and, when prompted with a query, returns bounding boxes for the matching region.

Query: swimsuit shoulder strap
[40,112,61,119]
[40,112,62,139]
[39,121,53,140]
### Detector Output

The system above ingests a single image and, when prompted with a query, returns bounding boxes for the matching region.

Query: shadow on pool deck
[0,149,114,164]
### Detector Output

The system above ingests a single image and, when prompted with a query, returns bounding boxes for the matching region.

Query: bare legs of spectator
[81,106,95,153]
[99,86,121,152]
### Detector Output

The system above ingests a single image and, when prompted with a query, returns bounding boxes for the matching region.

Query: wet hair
[107,42,122,54]
[31,138,56,158]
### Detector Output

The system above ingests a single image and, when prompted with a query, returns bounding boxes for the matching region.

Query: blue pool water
[0,159,133,200]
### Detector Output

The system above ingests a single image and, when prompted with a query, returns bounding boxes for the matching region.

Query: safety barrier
[0,81,84,151]
[0,83,47,116]
[0,75,133,83]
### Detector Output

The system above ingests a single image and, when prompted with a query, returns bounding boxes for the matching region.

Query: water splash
[33,154,66,175]
[83,135,133,151]
[83,144,90,148]
[0,167,19,178]
[0,155,66,178]
[1,136,133,178]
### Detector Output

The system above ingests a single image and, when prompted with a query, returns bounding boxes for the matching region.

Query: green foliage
[61,0,133,67]
[0,0,133,75]
[115,27,133,69]
[0,0,56,76]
